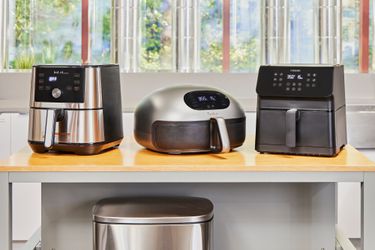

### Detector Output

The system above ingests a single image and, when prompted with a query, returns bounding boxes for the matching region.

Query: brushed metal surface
[134,85,246,153]
[93,197,214,224]
[135,85,245,123]
[30,66,103,109]
[210,117,230,153]
[28,108,105,144]
[94,221,212,250]
[44,109,56,148]
[51,88,62,99]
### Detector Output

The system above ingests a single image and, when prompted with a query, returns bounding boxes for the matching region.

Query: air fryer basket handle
[286,108,298,148]
[44,109,57,149]
[210,117,231,153]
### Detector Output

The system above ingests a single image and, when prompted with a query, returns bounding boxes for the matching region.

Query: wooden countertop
[0,138,374,172]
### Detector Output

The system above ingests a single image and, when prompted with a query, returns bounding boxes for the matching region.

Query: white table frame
[1,171,375,250]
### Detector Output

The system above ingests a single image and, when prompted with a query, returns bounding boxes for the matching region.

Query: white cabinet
[122,112,134,137]
[10,113,41,241]
[337,183,361,238]
[0,113,11,159]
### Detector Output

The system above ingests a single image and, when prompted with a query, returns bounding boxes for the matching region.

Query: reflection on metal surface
[94,222,211,250]
[93,197,214,224]
[29,109,105,144]
[43,109,57,149]
[210,117,231,153]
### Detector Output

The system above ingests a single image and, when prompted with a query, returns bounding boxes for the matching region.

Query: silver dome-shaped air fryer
[134,85,246,154]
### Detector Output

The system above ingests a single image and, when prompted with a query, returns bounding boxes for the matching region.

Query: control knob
[51,88,62,99]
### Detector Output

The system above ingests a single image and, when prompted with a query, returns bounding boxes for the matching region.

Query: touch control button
[52,88,62,99]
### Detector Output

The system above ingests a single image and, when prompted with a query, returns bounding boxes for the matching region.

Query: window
[139,0,174,72]
[342,0,360,72]
[230,0,260,72]
[371,0,374,71]
[0,0,372,73]
[3,0,112,69]
[8,0,83,69]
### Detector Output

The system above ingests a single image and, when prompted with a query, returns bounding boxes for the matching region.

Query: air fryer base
[256,144,346,157]
[135,117,246,154]
[144,144,244,155]
[28,139,123,155]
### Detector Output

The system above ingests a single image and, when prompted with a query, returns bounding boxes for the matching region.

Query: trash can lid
[93,197,214,224]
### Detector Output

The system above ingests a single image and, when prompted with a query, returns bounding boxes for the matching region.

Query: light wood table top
[0,138,374,172]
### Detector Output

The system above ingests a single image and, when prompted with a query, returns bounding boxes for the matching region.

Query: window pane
[289,0,314,63]
[342,0,360,72]
[8,0,81,69]
[139,0,175,72]
[230,0,260,72]
[90,0,113,64]
[200,0,223,72]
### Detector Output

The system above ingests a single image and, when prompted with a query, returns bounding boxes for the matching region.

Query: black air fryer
[255,65,347,156]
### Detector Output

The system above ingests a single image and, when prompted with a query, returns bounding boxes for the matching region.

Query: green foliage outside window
[140,0,173,71]
[11,0,110,69]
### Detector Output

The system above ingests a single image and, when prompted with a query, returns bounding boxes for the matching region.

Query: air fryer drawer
[151,118,246,153]
[256,109,333,148]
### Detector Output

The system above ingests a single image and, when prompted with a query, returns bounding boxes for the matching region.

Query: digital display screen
[256,65,337,98]
[35,67,85,103]
[287,74,304,80]
[197,95,217,102]
[48,76,58,82]
[184,91,230,110]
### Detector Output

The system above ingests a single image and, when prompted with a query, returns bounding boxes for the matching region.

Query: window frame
[0,0,374,111]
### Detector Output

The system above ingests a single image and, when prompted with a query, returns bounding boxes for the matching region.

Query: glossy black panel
[35,67,85,103]
[256,66,335,98]
[184,91,230,110]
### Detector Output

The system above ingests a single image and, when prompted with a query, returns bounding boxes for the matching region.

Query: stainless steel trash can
[93,197,214,250]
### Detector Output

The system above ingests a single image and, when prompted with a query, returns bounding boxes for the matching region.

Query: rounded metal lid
[93,197,214,224]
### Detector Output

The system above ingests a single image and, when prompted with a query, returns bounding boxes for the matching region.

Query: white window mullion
[314,0,342,64]
[372,0,375,69]
[120,0,139,72]
[177,0,200,72]
[0,0,9,70]
[111,0,120,63]
[261,0,290,64]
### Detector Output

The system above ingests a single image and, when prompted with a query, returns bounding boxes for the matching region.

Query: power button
[52,88,62,99]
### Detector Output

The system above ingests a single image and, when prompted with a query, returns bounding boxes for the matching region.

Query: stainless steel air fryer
[134,85,246,154]
[28,64,123,155]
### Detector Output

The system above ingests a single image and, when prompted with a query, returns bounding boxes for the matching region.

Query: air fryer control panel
[184,91,230,110]
[256,66,335,98]
[34,67,85,103]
